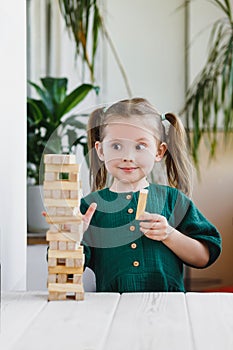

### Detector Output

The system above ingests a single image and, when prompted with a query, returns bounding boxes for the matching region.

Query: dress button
[127,208,134,214]
[133,261,139,267]
[126,194,132,200]
[131,243,137,249]
[129,225,135,231]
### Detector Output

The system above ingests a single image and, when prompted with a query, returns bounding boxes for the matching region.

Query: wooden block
[58,241,67,250]
[46,231,81,243]
[56,207,66,216]
[49,241,58,250]
[48,248,83,259]
[48,282,84,293]
[44,198,78,207]
[48,258,57,267]
[74,257,84,268]
[52,190,61,199]
[48,292,66,301]
[61,190,70,199]
[44,154,76,165]
[44,181,80,191]
[57,274,67,283]
[47,207,57,216]
[45,215,82,225]
[67,242,76,250]
[47,274,56,283]
[70,222,83,233]
[49,224,60,232]
[75,292,84,300]
[69,173,78,182]
[65,207,74,216]
[66,258,74,267]
[73,274,82,284]
[48,266,83,274]
[43,190,52,198]
[44,172,58,181]
[135,189,148,220]
[44,154,54,164]
[45,164,79,173]
[70,190,78,199]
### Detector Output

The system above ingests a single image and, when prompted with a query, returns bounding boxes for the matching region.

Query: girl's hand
[42,202,97,233]
[139,212,174,241]
[82,202,97,232]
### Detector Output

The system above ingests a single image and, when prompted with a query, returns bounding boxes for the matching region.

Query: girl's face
[95,117,167,192]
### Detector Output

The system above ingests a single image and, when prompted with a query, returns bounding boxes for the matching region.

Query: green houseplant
[58,0,132,95]
[27,77,98,232]
[183,0,233,165]
[27,77,98,184]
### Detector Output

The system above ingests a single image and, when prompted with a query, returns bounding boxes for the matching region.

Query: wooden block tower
[43,154,84,301]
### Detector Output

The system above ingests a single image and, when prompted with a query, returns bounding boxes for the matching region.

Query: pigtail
[164,113,193,196]
[87,108,107,191]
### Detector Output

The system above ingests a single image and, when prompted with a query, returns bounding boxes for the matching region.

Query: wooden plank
[45,164,79,173]
[13,293,120,350]
[44,154,76,164]
[45,214,82,224]
[0,292,47,350]
[48,248,83,259]
[46,231,81,243]
[44,198,78,207]
[48,282,84,293]
[103,293,193,350]
[48,266,83,274]
[135,189,148,220]
[186,292,233,350]
[44,181,79,191]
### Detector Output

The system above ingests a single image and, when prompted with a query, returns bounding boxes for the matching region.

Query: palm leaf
[182,0,233,164]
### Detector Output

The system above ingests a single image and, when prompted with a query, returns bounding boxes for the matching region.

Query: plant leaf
[58,83,97,117]
[41,77,68,104]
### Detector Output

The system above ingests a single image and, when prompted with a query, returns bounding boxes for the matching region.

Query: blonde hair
[87,98,193,196]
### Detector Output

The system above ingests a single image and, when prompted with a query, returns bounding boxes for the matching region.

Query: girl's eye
[112,143,122,150]
[136,143,147,151]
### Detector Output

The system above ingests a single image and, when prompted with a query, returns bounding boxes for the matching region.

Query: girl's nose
[122,149,135,162]
[123,157,133,162]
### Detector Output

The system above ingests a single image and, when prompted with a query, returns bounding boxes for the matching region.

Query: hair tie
[161,113,166,121]
[103,106,108,113]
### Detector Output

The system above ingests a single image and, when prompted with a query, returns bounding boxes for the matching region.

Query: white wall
[102,0,186,113]
[0,2,27,290]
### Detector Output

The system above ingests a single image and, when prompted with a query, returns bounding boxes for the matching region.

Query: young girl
[81,98,221,293]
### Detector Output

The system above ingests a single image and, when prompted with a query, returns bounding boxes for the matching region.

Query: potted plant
[27,77,98,232]
[182,0,233,166]
[58,0,132,95]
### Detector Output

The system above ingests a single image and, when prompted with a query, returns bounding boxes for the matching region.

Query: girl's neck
[109,178,149,193]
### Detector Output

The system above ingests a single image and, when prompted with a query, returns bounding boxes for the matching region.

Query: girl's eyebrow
[135,137,150,142]
[105,137,151,142]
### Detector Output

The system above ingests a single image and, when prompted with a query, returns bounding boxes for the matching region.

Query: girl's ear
[95,141,105,161]
[155,142,167,162]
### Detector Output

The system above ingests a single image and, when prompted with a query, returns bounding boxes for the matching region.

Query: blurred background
[0,0,232,292]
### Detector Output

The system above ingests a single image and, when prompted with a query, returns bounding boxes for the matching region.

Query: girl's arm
[139,212,210,268]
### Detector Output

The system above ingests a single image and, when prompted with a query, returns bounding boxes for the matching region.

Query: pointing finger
[83,202,97,225]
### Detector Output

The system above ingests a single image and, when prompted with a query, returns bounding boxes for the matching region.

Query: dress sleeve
[176,194,222,268]
[80,198,94,271]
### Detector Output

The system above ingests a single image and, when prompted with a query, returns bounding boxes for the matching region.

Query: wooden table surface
[0,292,232,350]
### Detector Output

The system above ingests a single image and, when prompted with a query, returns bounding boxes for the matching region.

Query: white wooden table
[0,292,232,350]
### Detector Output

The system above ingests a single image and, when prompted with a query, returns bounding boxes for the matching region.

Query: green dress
[80,183,221,293]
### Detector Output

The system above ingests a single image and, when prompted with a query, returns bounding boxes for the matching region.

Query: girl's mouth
[119,167,138,173]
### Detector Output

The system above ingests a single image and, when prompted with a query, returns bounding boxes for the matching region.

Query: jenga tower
[43,154,84,301]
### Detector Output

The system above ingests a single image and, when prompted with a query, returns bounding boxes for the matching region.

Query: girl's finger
[140,221,160,229]
[83,202,97,225]
[138,212,162,221]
